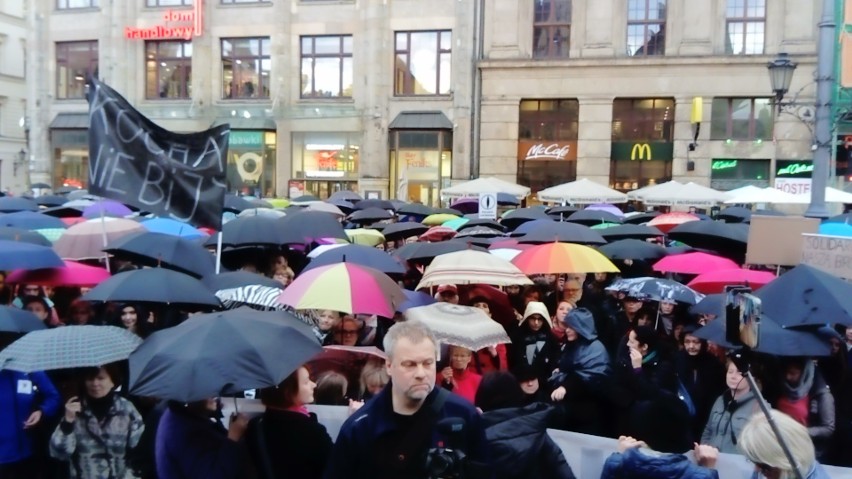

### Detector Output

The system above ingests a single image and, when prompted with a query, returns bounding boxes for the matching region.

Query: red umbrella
[306,345,387,390]
[647,212,699,233]
[653,252,738,275]
[6,260,110,287]
[60,217,88,227]
[687,269,777,294]
[419,226,457,242]
[457,284,516,331]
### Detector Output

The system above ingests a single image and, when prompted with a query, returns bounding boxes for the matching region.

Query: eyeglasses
[341,329,359,336]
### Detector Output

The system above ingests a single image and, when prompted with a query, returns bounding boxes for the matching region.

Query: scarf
[286,405,310,417]
[87,391,115,422]
[783,361,814,401]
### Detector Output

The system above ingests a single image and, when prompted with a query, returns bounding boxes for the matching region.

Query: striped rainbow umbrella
[511,242,620,275]
[277,263,406,317]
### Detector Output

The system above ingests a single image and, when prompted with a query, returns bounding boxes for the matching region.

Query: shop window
[146,0,192,6]
[533,0,571,59]
[389,130,452,206]
[517,99,579,192]
[710,98,773,141]
[228,130,277,197]
[222,37,270,99]
[291,132,360,199]
[726,0,765,55]
[300,35,353,98]
[627,0,666,56]
[56,41,98,100]
[57,0,98,8]
[612,98,674,142]
[394,31,452,96]
[709,158,769,190]
[145,40,192,100]
[221,0,269,3]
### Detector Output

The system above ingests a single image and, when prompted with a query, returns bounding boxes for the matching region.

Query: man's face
[660,302,675,315]
[387,337,436,404]
[683,334,702,356]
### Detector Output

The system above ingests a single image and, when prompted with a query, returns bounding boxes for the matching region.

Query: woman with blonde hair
[359,358,389,401]
[738,409,831,479]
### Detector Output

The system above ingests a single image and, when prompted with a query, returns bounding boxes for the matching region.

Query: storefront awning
[388,111,453,130]
[211,117,276,130]
[50,113,89,129]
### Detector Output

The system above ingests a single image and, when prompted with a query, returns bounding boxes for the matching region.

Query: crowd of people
[0,240,848,479]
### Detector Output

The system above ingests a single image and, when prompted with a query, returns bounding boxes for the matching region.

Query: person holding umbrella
[468,296,508,375]
[437,345,482,404]
[700,358,760,454]
[50,364,144,479]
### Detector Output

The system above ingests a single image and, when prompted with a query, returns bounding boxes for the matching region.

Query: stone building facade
[0,1,28,193]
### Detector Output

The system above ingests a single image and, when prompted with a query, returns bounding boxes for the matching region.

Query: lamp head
[767,53,797,102]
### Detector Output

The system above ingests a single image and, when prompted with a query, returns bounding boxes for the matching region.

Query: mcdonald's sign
[631,143,652,161]
[611,142,674,162]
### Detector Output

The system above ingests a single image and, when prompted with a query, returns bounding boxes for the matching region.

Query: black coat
[674,350,726,438]
[247,409,333,479]
[509,327,560,385]
[480,403,576,479]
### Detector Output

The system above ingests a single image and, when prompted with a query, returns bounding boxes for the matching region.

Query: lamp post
[14,149,26,175]
[767,0,835,219]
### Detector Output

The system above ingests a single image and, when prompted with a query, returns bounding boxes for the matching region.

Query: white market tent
[722,185,766,200]
[537,178,628,204]
[640,182,727,207]
[724,187,809,204]
[626,181,684,202]
[440,177,531,200]
[826,187,852,203]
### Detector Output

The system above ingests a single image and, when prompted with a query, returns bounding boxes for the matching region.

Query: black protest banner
[87,78,229,230]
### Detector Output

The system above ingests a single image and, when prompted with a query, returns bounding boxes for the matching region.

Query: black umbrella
[689,293,725,317]
[546,205,579,217]
[607,277,705,304]
[496,193,521,206]
[455,226,504,239]
[249,199,274,209]
[599,239,668,261]
[35,195,67,207]
[279,211,347,244]
[216,215,289,247]
[566,209,623,226]
[105,231,216,278]
[128,308,322,402]
[31,183,51,189]
[202,271,283,291]
[328,199,355,215]
[623,212,661,224]
[599,224,664,241]
[501,208,551,230]
[716,207,752,223]
[349,207,393,223]
[328,190,363,202]
[693,315,830,356]
[458,219,504,232]
[55,186,82,195]
[39,205,85,218]
[223,194,254,213]
[394,240,487,262]
[291,194,321,204]
[305,244,405,274]
[432,207,463,216]
[82,268,222,308]
[0,197,39,213]
[0,306,46,333]
[667,221,748,262]
[0,240,65,270]
[381,222,430,242]
[0,211,66,230]
[0,227,51,246]
[755,264,852,327]
[354,199,396,211]
[517,222,607,245]
[397,203,433,217]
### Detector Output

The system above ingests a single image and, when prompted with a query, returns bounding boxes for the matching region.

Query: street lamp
[767,53,798,103]
[13,149,26,175]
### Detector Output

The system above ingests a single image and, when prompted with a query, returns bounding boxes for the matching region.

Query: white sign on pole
[801,233,852,279]
[479,192,498,219]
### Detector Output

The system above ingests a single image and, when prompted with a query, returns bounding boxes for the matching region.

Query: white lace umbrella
[404,303,511,351]
[416,249,533,289]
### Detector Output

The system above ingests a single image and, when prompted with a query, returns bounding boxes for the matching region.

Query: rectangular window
[221,0,269,3]
[627,0,666,56]
[394,30,451,96]
[710,98,773,140]
[710,158,770,190]
[146,0,192,6]
[222,37,270,99]
[517,99,579,194]
[726,0,765,55]
[56,41,98,100]
[533,0,571,59]
[300,35,353,99]
[145,41,192,100]
[611,98,674,141]
[57,0,99,8]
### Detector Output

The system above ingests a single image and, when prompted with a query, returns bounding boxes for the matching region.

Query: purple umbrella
[82,200,133,219]
[398,290,436,313]
[585,204,624,217]
[451,198,479,215]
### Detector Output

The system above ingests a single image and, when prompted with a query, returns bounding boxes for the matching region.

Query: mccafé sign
[125,0,203,40]
[517,140,578,161]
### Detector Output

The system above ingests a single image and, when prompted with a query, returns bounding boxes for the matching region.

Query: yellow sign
[631,143,652,161]
[691,97,703,124]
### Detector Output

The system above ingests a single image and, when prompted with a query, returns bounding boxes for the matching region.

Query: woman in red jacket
[437,345,482,403]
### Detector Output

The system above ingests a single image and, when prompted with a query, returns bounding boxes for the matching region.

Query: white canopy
[640,182,727,207]
[826,187,852,203]
[723,187,809,204]
[626,181,684,201]
[723,185,766,200]
[440,177,531,200]
[537,178,628,204]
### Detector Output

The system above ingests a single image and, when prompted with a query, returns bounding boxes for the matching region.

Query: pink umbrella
[7,260,110,287]
[687,269,777,294]
[648,212,700,233]
[652,252,738,275]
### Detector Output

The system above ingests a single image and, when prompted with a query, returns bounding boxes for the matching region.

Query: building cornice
[0,11,24,25]
[479,54,818,70]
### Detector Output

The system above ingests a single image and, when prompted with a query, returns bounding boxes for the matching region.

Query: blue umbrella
[755,264,852,327]
[398,290,436,313]
[142,217,206,239]
[0,240,64,270]
[304,244,405,274]
[0,306,46,333]
[82,268,221,308]
[0,227,52,246]
[496,192,520,206]
[817,222,852,238]
[512,219,558,236]
[0,197,39,213]
[0,211,66,230]
[105,231,216,279]
[607,277,705,305]
[693,315,830,356]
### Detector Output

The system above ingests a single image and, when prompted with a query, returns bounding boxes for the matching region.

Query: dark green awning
[388,111,453,130]
[50,112,89,129]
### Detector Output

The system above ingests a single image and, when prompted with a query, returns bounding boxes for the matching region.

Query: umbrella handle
[233,395,239,414]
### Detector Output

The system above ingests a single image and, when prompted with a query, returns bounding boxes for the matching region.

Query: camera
[425,418,468,479]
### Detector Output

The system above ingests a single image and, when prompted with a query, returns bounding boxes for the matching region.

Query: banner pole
[215,231,223,274]
[100,208,111,273]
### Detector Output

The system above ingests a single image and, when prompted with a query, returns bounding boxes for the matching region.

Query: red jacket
[437,369,482,404]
